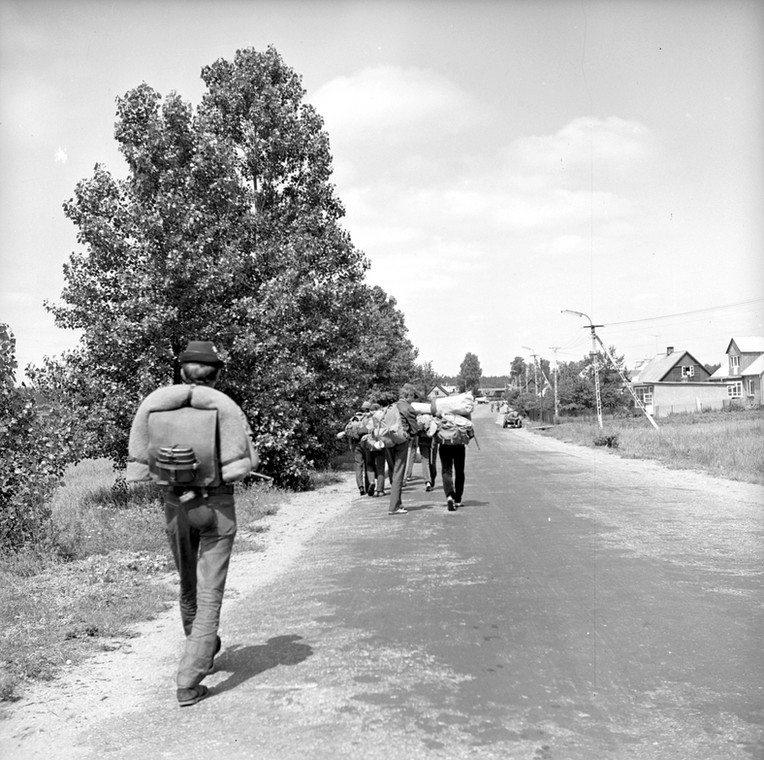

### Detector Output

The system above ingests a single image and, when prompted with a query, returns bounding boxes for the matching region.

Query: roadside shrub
[593,433,620,448]
[0,325,75,550]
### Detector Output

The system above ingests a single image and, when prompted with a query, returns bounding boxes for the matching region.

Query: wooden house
[708,337,764,406]
[630,346,726,417]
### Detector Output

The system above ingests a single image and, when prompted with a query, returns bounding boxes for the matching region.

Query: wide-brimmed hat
[178,340,224,367]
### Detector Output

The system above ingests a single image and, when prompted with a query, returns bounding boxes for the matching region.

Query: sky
[1,0,763,379]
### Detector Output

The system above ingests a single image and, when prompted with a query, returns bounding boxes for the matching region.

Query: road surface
[2,406,762,759]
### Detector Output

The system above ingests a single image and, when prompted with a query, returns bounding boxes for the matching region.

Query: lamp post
[549,346,560,421]
[560,310,603,429]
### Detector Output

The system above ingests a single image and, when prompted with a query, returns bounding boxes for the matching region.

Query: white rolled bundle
[433,392,474,416]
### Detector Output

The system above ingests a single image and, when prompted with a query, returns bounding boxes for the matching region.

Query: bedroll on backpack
[436,413,473,446]
[365,404,409,448]
[147,407,221,488]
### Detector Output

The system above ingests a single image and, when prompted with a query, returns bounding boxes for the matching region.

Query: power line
[602,298,764,328]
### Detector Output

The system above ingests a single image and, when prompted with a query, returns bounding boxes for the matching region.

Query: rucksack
[344,412,371,440]
[436,413,473,446]
[147,407,221,488]
[365,404,410,448]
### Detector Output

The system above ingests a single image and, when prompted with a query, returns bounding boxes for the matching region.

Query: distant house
[709,337,764,406]
[428,384,453,400]
[631,346,727,417]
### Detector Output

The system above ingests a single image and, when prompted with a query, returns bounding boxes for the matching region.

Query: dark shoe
[454,502,463,509]
[359,487,366,497]
[367,483,376,496]
[389,507,408,514]
[425,482,433,492]
[177,684,209,707]
[207,635,222,674]
[447,496,455,511]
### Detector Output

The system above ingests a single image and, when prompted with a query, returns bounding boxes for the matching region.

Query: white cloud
[505,116,657,186]
[54,147,68,163]
[311,66,483,141]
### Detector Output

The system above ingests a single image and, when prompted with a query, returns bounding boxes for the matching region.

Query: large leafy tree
[34,46,415,487]
[458,353,482,394]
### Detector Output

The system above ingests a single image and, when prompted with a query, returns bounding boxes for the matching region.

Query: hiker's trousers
[388,441,409,512]
[438,444,466,503]
[352,441,370,493]
[164,495,237,689]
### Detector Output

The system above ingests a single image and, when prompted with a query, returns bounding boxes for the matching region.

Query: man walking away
[127,340,259,706]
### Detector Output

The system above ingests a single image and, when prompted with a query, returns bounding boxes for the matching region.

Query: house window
[730,355,740,376]
[681,365,695,378]
[746,378,755,397]
[728,381,742,398]
[635,386,653,405]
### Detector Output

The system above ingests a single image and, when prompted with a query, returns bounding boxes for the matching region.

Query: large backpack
[365,404,410,448]
[344,412,371,440]
[147,407,221,488]
[436,413,473,446]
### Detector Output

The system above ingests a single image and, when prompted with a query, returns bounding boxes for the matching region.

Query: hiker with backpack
[387,383,420,515]
[365,402,388,498]
[435,410,474,511]
[126,340,259,707]
[339,401,375,497]
[413,389,437,492]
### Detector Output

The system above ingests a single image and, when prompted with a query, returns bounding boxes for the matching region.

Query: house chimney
[666,346,674,355]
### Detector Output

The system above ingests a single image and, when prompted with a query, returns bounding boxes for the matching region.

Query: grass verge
[529,408,764,485]
[0,458,346,704]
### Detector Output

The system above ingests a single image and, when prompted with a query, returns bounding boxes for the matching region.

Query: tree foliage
[34,46,417,487]
[458,353,482,394]
[554,346,630,416]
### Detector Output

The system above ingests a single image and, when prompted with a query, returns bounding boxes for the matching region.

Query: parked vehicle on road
[503,410,522,429]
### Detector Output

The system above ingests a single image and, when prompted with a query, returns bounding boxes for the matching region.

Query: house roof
[631,350,705,384]
[727,337,764,354]
[742,354,764,377]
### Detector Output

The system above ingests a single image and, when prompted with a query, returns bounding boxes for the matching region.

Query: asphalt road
[5,407,763,759]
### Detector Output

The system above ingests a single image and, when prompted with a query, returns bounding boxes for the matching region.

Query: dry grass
[532,409,764,485]
[0,459,302,703]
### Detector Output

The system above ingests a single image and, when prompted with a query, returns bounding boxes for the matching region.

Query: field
[531,408,764,486]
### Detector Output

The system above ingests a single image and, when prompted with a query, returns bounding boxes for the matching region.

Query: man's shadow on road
[211,634,313,695]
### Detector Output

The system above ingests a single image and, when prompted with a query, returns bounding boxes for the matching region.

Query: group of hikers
[125,341,475,707]
[340,382,475,516]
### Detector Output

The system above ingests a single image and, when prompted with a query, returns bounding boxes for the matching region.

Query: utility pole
[561,309,659,431]
[560,310,603,428]
[522,346,540,421]
[549,346,560,421]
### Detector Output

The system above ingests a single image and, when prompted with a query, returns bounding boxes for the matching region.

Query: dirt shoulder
[0,473,358,759]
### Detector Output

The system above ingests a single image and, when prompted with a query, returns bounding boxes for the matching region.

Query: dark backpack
[147,407,221,488]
